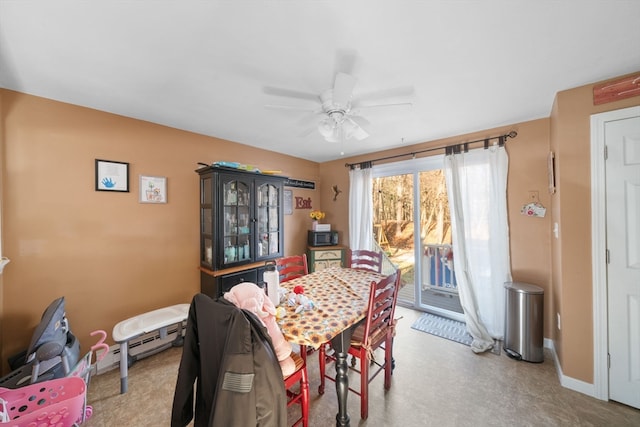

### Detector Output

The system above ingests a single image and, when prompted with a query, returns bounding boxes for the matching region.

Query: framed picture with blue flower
[95,159,129,192]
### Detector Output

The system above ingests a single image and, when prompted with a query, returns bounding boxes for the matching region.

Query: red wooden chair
[284,351,309,427]
[317,269,401,420]
[276,254,309,283]
[349,249,383,273]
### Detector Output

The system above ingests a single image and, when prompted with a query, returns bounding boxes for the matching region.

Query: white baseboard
[96,323,184,375]
[96,346,121,374]
[545,338,600,400]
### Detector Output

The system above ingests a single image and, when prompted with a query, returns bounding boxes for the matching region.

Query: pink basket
[0,376,86,427]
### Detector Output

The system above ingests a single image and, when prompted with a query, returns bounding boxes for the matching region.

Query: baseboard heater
[96,322,185,375]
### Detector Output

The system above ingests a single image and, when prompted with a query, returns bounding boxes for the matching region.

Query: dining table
[276,266,385,427]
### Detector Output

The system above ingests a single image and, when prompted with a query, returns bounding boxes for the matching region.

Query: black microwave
[308,230,339,247]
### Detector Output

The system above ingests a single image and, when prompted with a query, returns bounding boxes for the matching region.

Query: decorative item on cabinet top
[196,161,285,176]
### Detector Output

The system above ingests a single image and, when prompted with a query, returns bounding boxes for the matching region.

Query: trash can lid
[504,281,544,294]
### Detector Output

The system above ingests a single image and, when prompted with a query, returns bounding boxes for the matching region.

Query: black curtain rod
[345,130,517,169]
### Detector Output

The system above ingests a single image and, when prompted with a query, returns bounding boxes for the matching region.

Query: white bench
[112,304,189,394]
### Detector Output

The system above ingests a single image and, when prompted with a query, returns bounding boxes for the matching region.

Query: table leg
[334,350,350,427]
[331,329,354,427]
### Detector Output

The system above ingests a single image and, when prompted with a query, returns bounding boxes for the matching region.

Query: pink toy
[224,282,295,377]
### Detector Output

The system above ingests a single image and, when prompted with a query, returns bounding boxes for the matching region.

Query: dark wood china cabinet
[197,165,285,297]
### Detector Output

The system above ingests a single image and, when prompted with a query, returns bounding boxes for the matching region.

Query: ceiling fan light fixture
[325,133,339,143]
[318,118,336,138]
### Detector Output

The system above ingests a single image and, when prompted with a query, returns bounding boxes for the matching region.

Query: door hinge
[606,249,610,264]
[604,145,608,160]
[608,353,611,369]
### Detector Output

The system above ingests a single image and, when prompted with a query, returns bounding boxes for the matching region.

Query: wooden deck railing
[423,244,457,291]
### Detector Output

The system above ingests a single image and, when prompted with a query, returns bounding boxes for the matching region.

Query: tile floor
[82,306,640,426]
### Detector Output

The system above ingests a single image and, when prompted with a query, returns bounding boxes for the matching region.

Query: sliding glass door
[373,157,463,320]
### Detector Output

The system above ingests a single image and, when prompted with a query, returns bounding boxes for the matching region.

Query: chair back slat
[361,269,400,347]
[276,254,309,283]
[350,249,383,273]
[368,299,393,334]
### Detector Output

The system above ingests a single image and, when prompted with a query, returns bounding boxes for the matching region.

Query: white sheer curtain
[444,145,512,353]
[348,166,373,250]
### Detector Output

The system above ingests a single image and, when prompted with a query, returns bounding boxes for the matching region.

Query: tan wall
[2,70,639,385]
[550,73,640,382]
[321,119,554,336]
[0,90,320,370]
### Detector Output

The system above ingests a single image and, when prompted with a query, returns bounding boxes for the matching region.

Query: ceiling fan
[264,71,413,144]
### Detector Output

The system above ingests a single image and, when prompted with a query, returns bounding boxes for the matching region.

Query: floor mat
[411,312,473,346]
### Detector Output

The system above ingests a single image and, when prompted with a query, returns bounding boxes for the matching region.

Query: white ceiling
[1,1,639,163]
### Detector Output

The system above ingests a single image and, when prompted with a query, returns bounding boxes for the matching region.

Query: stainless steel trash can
[504,281,544,362]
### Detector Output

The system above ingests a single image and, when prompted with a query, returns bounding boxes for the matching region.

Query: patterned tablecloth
[277,267,384,349]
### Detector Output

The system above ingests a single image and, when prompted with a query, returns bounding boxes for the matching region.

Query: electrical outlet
[557,313,561,330]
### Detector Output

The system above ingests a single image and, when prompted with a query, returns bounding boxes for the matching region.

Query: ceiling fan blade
[354,85,415,103]
[298,126,317,138]
[352,126,369,141]
[334,48,358,76]
[296,110,324,126]
[348,114,371,128]
[263,86,320,102]
[265,104,318,112]
[344,117,369,141]
[352,101,413,111]
[332,72,357,107]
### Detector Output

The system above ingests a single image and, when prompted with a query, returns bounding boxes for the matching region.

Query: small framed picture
[95,159,129,192]
[139,175,167,203]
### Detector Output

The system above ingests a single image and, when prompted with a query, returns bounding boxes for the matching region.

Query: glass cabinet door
[222,177,251,266]
[200,176,213,267]
[256,182,281,258]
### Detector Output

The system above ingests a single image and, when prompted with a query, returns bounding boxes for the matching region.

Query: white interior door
[606,113,640,409]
